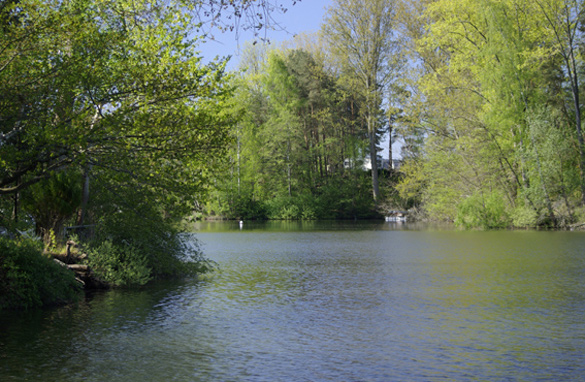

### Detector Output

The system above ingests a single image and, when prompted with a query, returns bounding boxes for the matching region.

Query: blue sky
[198,1,332,69]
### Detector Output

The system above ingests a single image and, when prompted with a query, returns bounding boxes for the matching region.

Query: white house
[361,157,401,171]
[344,156,402,171]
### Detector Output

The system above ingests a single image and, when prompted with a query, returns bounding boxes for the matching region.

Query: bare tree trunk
[368,114,380,201]
[12,186,19,223]
[388,124,393,176]
[77,110,100,226]
[237,128,241,195]
[77,165,91,226]
[569,58,585,206]
[287,138,292,198]
[530,132,555,222]
[288,165,292,198]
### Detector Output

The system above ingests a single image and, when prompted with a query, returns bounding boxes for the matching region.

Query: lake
[1,221,585,381]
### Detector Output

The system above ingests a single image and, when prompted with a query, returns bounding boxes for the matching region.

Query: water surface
[1,221,585,381]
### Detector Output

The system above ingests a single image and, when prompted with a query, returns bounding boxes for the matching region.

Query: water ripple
[2,229,585,381]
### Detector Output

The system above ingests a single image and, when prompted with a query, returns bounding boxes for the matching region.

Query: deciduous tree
[322,0,403,201]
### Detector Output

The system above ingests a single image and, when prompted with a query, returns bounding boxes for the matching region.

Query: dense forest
[208,0,405,220]
[397,0,585,229]
[2,0,585,307]
[210,0,585,230]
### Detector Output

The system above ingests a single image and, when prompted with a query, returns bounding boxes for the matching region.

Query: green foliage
[87,240,152,287]
[209,39,392,219]
[573,206,585,225]
[266,197,302,220]
[392,0,585,227]
[259,172,379,220]
[20,170,82,245]
[0,237,81,310]
[511,204,538,228]
[1,0,231,294]
[211,166,379,221]
[316,174,379,219]
[455,192,510,230]
[230,196,269,220]
[0,0,319,303]
[280,204,302,220]
[1,0,232,213]
[323,0,404,200]
[524,107,580,222]
[209,191,269,220]
[89,182,214,282]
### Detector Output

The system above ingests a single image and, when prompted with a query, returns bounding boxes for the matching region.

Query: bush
[315,175,379,219]
[301,205,317,220]
[87,240,152,287]
[266,196,318,220]
[511,204,538,228]
[206,169,379,220]
[280,204,300,220]
[89,202,213,282]
[0,237,81,310]
[455,191,510,229]
[230,195,268,220]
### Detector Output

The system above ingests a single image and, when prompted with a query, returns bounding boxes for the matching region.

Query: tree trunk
[530,132,555,223]
[237,126,241,195]
[564,40,585,206]
[12,178,19,223]
[77,109,99,226]
[388,124,393,176]
[77,165,91,226]
[569,64,585,206]
[368,114,380,201]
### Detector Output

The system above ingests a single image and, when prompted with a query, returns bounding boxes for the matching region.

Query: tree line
[212,0,585,229]
[396,0,585,228]
[208,0,406,220]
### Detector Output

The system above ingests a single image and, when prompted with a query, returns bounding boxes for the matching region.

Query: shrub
[266,196,317,220]
[266,197,295,219]
[87,240,152,287]
[455,191,510,229]
[89,203,213,282]
[511,204,538,228]
[301,205,317,220]
[280,204,301,220]
[0,237,81,310]
[230,195,268,220]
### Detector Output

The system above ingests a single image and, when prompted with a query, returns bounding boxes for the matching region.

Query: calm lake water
[2,221,585,381]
